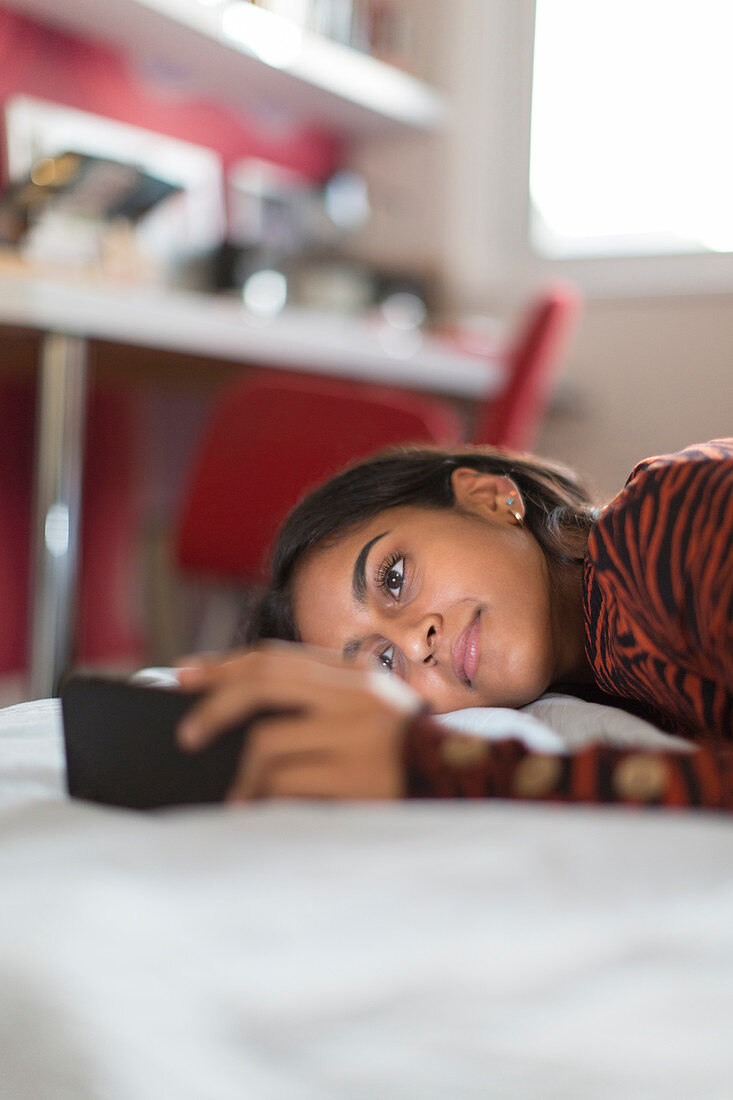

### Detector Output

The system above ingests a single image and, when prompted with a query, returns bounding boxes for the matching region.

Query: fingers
[225,714,404,802]
[172,643,411,803]
[176,641,363,694]
[229,715,346,800]
[234,735,332,801]
[174,647,251,687]
[176,651,374,751]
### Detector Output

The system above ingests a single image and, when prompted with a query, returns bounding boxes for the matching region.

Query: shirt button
[440,734,490,769]
[613,754,669,801]
[512,754,562,798]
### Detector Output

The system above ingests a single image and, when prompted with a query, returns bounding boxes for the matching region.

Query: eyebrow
[343,530,389,661]
[343,636,366,661]
[351,530,389,605]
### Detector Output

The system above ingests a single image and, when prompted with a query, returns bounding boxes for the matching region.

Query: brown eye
[378,645,396,671]
[386,567,402,591]
[378,556,404,598]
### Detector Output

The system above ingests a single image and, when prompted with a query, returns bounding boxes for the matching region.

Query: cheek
[405,671,465,715]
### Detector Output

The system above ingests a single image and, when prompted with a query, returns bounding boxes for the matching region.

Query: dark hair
[244,443,601,644]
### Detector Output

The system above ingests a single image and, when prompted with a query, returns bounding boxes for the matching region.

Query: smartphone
[61,674,249,810]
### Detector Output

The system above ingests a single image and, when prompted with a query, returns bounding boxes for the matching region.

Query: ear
[450,467,525,525]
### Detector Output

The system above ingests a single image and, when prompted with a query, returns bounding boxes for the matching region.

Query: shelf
[3,0,447,138]
[0,262,499,399]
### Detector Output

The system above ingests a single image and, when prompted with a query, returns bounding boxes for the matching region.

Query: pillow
[521,693,693,752]
[438,693,692,755]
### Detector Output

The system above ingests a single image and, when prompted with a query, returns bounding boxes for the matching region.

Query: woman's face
[292,468,567,714]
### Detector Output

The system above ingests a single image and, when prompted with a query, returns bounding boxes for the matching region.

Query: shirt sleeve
[402,713,733,810]
[583,439,733,739]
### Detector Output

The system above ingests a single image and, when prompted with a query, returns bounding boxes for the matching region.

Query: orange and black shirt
[403,440,733,810]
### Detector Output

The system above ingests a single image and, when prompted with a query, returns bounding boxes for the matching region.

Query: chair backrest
[174,371,463,582]
[472,284,581,451]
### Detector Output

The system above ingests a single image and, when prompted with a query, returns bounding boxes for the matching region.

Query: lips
[451,611,481,687]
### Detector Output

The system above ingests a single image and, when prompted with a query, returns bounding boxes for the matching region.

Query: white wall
[536,294,733,498]
[351,0,733,499]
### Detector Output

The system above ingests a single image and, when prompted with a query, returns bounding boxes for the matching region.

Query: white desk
[0,268,501,697]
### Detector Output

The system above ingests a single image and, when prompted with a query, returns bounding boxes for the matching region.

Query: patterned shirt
[403,440,733,810]
[584,439,733,741]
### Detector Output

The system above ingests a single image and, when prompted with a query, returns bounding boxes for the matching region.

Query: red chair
[175,375,463,582]
[471,283,581,450]
[174,284,581,592]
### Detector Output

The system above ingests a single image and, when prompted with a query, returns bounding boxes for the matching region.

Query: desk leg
[28,333,88,700]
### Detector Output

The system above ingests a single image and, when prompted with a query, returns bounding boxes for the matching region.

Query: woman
[176,439,733,809]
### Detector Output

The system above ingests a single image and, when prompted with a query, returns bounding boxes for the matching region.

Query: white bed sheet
[1,698,732,1099]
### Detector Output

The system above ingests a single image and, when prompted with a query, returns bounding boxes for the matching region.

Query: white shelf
[0,266,500,399]
[4,0,447,138]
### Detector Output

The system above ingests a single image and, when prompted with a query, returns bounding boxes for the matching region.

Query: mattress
[1,695,731,1099]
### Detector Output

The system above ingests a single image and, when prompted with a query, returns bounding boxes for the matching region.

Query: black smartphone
[61,675,249,810]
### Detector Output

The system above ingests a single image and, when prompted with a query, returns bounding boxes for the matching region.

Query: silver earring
[506,493,523,524]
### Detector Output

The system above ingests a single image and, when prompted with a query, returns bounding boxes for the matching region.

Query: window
[530,0,733,259]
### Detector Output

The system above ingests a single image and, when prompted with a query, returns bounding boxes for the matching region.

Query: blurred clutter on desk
[0,93,437,331]
[206,156,435,323]
[1,95,225,285]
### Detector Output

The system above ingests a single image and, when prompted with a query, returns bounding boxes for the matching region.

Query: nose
[394,613,442,666]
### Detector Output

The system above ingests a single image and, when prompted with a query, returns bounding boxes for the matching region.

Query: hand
[174,643,422,802]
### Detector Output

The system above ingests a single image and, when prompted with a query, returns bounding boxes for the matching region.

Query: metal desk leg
[28,333,88,700]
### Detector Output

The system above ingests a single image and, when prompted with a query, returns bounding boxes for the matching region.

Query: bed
[1,692,732,1099]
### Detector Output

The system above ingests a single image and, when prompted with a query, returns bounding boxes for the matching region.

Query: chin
[425,690,475,715]
[473,679,546,712]
[488,653,552,710]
